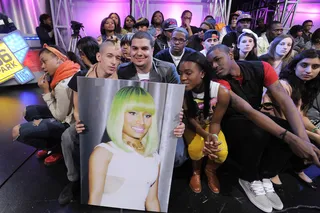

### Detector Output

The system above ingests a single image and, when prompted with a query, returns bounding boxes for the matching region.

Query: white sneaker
[239,179,273,213]
[262,179,284,210]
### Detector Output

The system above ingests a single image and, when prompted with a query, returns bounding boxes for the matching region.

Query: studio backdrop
[78,78,185,212]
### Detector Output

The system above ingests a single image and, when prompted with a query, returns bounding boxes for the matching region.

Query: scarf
[50,60,80,89]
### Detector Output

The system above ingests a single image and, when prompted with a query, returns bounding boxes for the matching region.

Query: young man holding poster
[59,36,186,205]
[58,40,122,205]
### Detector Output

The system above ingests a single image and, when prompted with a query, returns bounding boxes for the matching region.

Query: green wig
[107,86,159,156]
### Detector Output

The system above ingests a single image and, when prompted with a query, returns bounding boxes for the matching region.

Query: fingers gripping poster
[78,78,185,212]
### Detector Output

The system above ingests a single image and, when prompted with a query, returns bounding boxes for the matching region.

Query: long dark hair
[123,15,136,31]
[151,11,164,26]
[108,13,122,34]
[100,17,116,35]
[279,49,320,111]
[178,52,216,119]
[288,25,303,38]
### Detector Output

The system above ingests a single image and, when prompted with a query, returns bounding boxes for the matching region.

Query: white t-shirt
[191,81,220,126]
[137,72,150,81]
[169,48,185,67]
[200,49,207,56]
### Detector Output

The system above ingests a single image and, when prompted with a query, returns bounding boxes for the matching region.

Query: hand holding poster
[78,78,185,212]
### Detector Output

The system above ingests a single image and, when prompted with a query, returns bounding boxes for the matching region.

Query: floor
[0,84,320,213]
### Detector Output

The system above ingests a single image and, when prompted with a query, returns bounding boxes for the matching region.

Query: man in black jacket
[36,14,55,46]
[222,13,252,49]
[118,31,180,83]
[154,27,195,68]
[153,18,177,56]
[207,44,320,213]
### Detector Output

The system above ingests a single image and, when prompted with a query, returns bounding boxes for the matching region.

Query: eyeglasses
[200,29,208,33]
[172,37,187,44]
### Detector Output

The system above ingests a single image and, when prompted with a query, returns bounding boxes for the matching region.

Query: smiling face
[275,37,293,57]
[130,38,153,69]
[179,61,204,91]
[40,51,60,76]
[295,57,320,81]
[238,35,255,53]
[122,110,152,140]
[153,12,163,25]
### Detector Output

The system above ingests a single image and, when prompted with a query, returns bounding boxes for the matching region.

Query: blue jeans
[16,105,69,149]
[174,137,188,167]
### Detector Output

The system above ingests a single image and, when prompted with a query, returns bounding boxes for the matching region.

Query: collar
[169,47,185,59]
[230,61,252,82]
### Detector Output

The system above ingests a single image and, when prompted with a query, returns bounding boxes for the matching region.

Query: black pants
[221,115,295,182]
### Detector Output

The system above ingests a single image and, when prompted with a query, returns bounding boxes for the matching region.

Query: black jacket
[154,47,196,68]
[117,58,180,84]
[187,35,203,51]
[154,34,169,56]
[36,24,55,46]
[223,61,265,119]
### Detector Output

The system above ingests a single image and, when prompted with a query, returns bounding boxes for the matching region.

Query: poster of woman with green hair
[77,78,185,212]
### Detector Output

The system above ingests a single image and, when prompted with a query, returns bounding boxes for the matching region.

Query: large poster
[78,78,185,212]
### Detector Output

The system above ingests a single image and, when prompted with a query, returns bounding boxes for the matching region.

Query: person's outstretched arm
[229,91,320,167]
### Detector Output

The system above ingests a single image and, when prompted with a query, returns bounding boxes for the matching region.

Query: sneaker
[58,181,80,205]
[36,150,50,159]
[239,179,273,213]
[262,179,284,210]
[44,153,63,166]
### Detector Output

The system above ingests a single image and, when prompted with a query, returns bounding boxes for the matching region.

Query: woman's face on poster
[122,111,152,140]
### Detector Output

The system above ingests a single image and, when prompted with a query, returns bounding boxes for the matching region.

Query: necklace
[125,140,145,151]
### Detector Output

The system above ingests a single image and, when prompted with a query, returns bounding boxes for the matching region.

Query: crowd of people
[9,9,320,213]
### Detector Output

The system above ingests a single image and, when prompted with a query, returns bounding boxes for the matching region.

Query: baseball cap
[134,17,149,28]
[206,18,216,27]
[237,13,252,23]
[231,10,242,17]
[204,30,220,41]
[162,18,178,31]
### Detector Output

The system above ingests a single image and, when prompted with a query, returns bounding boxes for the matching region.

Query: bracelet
[212,134,219,140]
[311,127,319,133]
[280,129,288,141]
